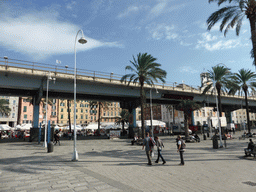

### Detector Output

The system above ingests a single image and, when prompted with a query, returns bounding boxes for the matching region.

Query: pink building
[18,97,58,126]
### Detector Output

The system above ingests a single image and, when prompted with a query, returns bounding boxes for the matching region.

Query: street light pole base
[72,150,79,161]
[43,141,47,148]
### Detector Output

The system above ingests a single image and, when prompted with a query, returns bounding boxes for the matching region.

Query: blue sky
[0,0,254,87]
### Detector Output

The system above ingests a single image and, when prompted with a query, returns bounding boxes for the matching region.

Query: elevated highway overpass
[1,57,256,129]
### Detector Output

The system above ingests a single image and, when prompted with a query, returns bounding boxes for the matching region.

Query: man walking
[177,135,185,165]
[154,136,166,164]
[142,132,154,165]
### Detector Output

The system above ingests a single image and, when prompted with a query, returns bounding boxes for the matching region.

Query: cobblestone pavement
[0,131,256,192]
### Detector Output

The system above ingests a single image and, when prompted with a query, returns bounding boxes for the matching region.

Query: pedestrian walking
[154,136,166,164]
[177,135,185,165]
[142,132,155,165]
[54,131,60,145]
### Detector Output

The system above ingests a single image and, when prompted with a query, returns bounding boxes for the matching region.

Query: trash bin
[47,142,54,153]
[212,135,218,149]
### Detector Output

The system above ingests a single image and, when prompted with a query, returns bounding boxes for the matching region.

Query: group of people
[142,132,185,166]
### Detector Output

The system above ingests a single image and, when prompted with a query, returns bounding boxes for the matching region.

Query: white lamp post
[43,72,56,148]
[150,87,159,138]
[72,29,87,161]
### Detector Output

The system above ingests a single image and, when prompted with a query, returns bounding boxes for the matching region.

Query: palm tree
[89,101,110,134]
[202,65,231,117]
[0,99,11,116]
[176,100,201,141]
[121,53,167,138]
[207,0,256,66]
[115,109,129,135]
[227,68,256,133]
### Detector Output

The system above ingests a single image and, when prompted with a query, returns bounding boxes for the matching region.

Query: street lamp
[43,72,56,148]
[72,29,87,161]
[150,87,159,138]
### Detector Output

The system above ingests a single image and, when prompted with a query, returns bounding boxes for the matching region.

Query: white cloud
[0,10,122,60]
[117,5,140,18]
[150,1,167,17]
[180,66,198,74]
[146,23,178,40]
[66,1,77,10]
[195,32,247,51]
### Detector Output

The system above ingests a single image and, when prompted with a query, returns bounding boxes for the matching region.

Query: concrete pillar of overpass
[191,111,195,126]
[30,95,40,142]
[128,108,136,139]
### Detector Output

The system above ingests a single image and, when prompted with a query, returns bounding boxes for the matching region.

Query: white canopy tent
[15,124,32,130]
[101,122,128,130]
[63,125,83,131]
[0,124,12,131]
[136,120,166,128]
[83,123,99,131]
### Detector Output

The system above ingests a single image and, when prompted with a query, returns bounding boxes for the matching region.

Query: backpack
[181,140,186,149]
[149,137,155,148]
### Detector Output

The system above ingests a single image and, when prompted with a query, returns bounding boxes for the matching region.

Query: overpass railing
[0,57,255,100]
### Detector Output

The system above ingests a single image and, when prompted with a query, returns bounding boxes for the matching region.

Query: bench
[244,144,256,158]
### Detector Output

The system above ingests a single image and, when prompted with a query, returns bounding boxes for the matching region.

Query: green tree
[202,65,231,117]
[121,53,167,138]
[176,100,201,141]
[207,0,256,66]
[89,101,110,134]
[227,68,256,133]
[0,99,11,116]
[115,109,129,135]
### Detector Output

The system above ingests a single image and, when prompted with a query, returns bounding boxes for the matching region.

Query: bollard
[47,142,54,153]
[212,135,218,149]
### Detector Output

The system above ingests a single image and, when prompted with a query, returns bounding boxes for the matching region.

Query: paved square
[0,131,255,192]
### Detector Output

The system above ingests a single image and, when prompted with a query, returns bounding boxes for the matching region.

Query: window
[23,106,27,112]
[24,114,27,119]
[13,100,16,105]
[86,115,88,119]
[81,109,83,113]
[61,108,63,112]
[61,115,63,119]
[60,102,65,106]
[52,121,55,124]
[81,115,83,119]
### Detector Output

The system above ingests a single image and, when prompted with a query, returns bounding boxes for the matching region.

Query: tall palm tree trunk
[244,89,251,133]
[67,100,71,133]
[184,113,189,140]
[217,88,222,117]
[140,85,145,138]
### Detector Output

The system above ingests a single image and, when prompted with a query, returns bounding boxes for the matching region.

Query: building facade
[0,96,19,127]
[18,97,58,126]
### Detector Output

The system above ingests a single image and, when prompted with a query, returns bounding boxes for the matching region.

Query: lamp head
[78,37,87,44]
